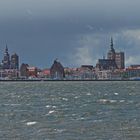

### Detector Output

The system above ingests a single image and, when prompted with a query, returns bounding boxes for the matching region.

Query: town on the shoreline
[0,38,140,80]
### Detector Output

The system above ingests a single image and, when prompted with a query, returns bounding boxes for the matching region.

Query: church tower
[2,45,10,69]
[11,53,19,69]
[107,37,116,60]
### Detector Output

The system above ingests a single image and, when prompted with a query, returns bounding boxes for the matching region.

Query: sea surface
[0,81,140,140]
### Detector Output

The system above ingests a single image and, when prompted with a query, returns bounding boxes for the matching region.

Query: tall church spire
[107,37,116,60]
[110,37,115,53]
[111,37,113,49]
[2,44,10,69]
[5,44,8,54]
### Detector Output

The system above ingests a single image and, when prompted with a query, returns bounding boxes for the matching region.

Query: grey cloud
[0,0,140,67]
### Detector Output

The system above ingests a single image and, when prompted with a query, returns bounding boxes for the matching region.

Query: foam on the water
[54,129,66,134]
[48,110,55,114]
[99,99,117,104]
[74,96,80,99]
[46,110,56,116]
[3,103,21,106]
[46,105,51,108]
[62,97,68,101]
[119,100,125,103]
[26,121,37,126]
[114,92,119,95]
[86,92,92,96]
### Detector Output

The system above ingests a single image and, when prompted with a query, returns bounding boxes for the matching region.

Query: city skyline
[0,0,140,68]
[1,41,140,81]
[0,38,125,70]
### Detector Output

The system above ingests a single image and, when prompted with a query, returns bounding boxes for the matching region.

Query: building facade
[96,59,117,71]
[11,53,19,69]
[0,46,19,70]
[50,59,65,80]
[115,52,125,69]
[2,46,10,69]
[96,38,125,71]
[107,38,125,69]
[27,67,38,77]
[20,63,29,78]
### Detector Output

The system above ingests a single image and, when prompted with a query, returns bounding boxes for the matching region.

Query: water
[0,81,140,140]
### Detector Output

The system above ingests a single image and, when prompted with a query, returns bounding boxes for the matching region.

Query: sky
[0,0,140,68]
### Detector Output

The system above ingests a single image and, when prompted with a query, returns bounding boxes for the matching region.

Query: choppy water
[0,81,140,140]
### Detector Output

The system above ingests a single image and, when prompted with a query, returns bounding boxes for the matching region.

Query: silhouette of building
[11,53,19,69]
[96,38,125,71]
[81,65,94,70]
[0,46,19,70]
[115,52,125,69]
[50,59,65,80]
[20,63,29,78]
[96,59,117,71]
[2,45,10,69]
[107,37,116,60]
[107,38,125,69]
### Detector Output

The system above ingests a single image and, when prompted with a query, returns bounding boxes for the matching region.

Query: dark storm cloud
[0,0,140,67]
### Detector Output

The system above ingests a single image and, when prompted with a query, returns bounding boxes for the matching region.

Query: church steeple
[5,44,9,54]
[2,44,10,69]
[107,37,116,60]
[110,37,115,52]
[111,37,113,49]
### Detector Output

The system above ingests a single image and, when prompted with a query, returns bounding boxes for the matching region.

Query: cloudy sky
[0,0,140,68]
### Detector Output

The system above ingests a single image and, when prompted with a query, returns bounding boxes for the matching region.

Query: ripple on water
[45,105,57,109]
[46,110,56,116]
[114,92,119,95]
[98,99,117,104]
[86,92,92,96]
[62,98,68,101]
[0,81,140,140]
[74,96,80,99]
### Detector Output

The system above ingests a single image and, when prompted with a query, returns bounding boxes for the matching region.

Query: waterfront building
[64,67,76,80]
[2,45,10,69]
[20,63,29,78]
[96,59,117,71]
[97,70,121,80]
[42,69,50,78]
[115,52,125,69]
[0,46,19,71]
[81,65,94,70]
[0,69,19,79]
[96,37,125,71]
[11,53,19,69]
[79,66,96,80]
[50,59,65,80]
[107,38,125,69]
[97,70,112,80]
[128,65,140,69]
[37,69,51,79]
[64,66,96,80]
[122,65,140,79]
[27,67,38,78]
